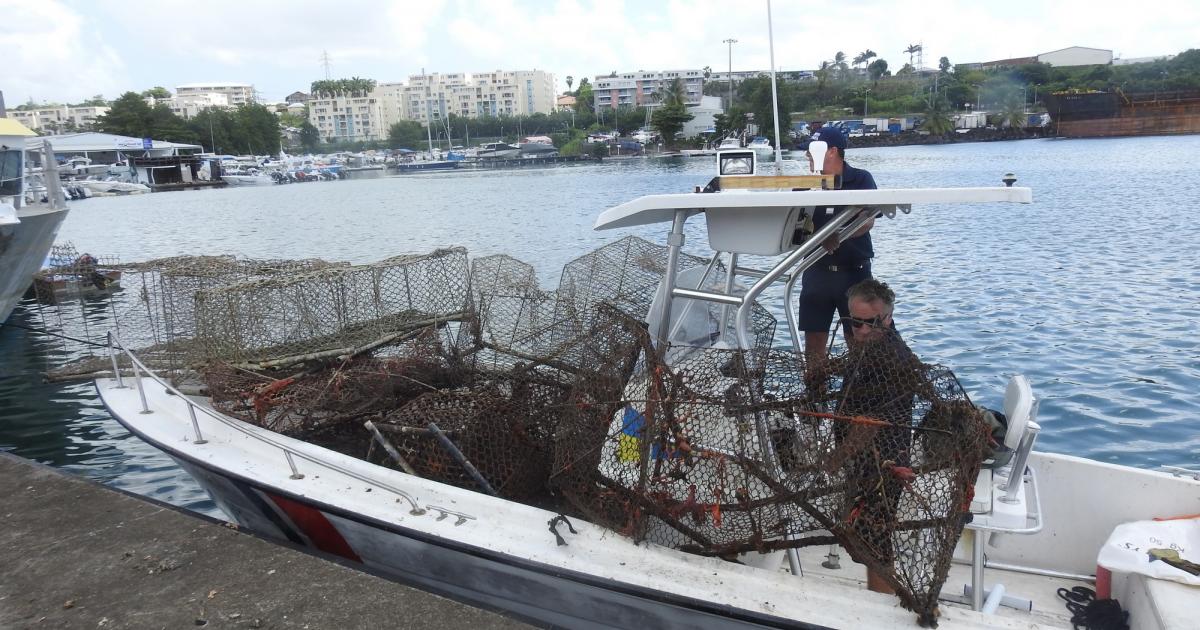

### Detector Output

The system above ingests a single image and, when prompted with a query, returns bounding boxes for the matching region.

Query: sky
[4,0,1198,106]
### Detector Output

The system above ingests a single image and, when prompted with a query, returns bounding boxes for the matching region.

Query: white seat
[957,375,1044,612]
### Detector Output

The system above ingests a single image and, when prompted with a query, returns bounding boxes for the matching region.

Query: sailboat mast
[766,0,784,170]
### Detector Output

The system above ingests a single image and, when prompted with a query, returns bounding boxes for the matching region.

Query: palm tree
[815,61,831,97]
[566,75,574,92]
[1000,93,1026,130]
[905,44,922,68]
[853,50,877,73]
[833,51,849,78]
[922,98,954,135]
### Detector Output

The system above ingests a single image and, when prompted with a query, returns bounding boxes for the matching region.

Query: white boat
[95,145,1200,628]
[220,173,276,186]
[1,119,70,323]
[718,136,742,149]
[61,155,111,178]
[75,179,151,195]
[747,136,773,153]
[477,142,521,159]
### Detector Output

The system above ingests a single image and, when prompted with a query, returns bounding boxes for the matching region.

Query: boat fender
[548,514,578,546]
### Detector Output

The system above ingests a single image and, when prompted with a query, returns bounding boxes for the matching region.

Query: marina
[3,135,1199,628]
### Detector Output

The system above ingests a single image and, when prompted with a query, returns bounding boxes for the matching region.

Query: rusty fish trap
[48,234,987,625]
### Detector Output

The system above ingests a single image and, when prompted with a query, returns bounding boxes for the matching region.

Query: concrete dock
[0,452,534,629]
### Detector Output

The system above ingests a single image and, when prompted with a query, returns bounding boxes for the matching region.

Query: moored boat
[91,145,1200,629]
[1,118,70,323]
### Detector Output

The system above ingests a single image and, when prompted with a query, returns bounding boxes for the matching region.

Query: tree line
[702,46,1199,139]
[95,92,283,154]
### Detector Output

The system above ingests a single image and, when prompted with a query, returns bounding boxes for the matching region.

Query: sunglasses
[844,313,891,329]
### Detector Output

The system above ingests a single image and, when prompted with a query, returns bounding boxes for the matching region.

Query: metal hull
[0,205,69,323]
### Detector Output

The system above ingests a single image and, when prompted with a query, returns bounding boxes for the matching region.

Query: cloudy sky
[4,0,1197,105]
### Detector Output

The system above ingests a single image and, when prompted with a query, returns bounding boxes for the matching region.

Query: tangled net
[38,235,988,625]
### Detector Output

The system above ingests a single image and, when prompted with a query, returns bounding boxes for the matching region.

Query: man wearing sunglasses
[830,279,911,594]
[798,125,879,363]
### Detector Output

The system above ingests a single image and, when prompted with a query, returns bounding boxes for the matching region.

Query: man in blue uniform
[798,126,879,363]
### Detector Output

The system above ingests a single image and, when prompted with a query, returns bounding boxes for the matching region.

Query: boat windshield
[0,149,21,197]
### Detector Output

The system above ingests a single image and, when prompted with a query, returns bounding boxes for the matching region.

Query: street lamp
[723,38,738,112]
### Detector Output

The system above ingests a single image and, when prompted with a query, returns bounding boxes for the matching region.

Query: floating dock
[0,452,531,629]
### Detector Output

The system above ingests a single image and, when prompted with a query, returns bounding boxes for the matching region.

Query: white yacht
[476,142,521,159]
[97,147,1200,629]
[0,119,70,323]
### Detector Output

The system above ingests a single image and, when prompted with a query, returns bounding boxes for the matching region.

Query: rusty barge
[1044,89,1200,138]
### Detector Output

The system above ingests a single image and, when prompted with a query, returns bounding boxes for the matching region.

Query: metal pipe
[107,331,126,388]
[671,287,743,306]
[971,530,986,610]
[734,209,863,350]
[284,451,304,479]
[187,403,207,444]
[718,252,739,341]
[1002,420,1040,502]
[130,358,152,415]
[981,583,1006,615]
[732,265,790,282]
[427,422,497,496]
[979,560,1095,583]
[668,253,723,342]
[655,210,688,351]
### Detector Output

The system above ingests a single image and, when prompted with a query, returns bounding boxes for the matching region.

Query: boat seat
[957,375,1044,612]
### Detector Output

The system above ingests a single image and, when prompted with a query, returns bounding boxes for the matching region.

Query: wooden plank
[718,175,834,190]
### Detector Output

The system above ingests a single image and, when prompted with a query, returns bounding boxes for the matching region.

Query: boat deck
[787,543,1085,628]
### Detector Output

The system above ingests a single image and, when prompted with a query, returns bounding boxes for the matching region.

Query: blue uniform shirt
[811,162,877,266]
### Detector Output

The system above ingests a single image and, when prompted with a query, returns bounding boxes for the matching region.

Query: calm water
[2,136,1198,516]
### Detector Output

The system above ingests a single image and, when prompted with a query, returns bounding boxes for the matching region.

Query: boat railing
[105,331,427,515]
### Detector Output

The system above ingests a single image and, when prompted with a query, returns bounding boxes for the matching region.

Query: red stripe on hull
[268,493,362,562]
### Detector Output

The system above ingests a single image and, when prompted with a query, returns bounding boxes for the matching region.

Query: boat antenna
[766,0,784,171]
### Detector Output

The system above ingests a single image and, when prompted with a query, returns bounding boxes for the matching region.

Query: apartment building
[175,83,255,106]
[9,105,110,133]
[308,92,387,142]
[399,70,556,123]
[592,70,705,110]
[160,92,231,119]
[302,70,555,142]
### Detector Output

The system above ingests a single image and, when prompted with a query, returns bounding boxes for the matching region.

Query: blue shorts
[798,262,873,333]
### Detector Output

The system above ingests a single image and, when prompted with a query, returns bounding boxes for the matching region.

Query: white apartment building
[303,70,555,143]
[176,83,255,106]
[400,70,556,123]
[9,105,110,133]
[593,70,705,110]
[308,92,387,142]
[156,92,231,119]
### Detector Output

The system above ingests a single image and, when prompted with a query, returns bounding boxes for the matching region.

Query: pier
[0,452,531,629]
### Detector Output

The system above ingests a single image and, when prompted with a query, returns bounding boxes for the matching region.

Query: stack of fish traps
[38,236,989,625]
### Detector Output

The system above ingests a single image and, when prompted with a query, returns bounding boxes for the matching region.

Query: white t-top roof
[593,187,1033,231]
[23,132,203,152]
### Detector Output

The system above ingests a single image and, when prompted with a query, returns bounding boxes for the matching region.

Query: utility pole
[723,38,738,113]
[320,50,332,80]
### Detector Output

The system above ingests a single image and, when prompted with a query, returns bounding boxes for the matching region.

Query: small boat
[477,142,521,159]
[718,136,742,149]
[519,136,559,156]
[97,148,1200,630]
[747,136,773,153]
[75,179,151,195]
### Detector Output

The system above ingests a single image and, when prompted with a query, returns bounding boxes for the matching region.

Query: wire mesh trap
[33,235,989,625]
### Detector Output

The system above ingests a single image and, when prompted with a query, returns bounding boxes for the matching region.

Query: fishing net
[36,234,988,625]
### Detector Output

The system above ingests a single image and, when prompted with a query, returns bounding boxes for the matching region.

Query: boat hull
[395,161,461,172]
[168,457,820,630]
[0,205,70,323]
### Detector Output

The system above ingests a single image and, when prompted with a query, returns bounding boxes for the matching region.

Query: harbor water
[2,136,1198,517]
